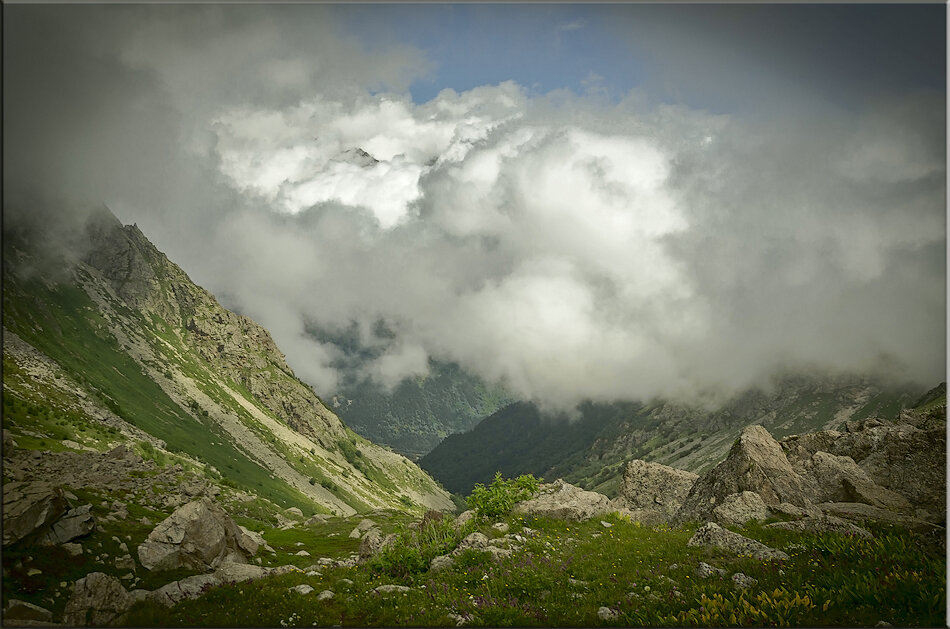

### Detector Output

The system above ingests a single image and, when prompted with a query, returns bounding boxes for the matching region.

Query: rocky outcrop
[513,480,611,521]
[765,514,872,539]
[781,414,945,523]
[687,522,788,561]
[2,481,69,546]
[62,572,134,626]
[675,425,811,524]
[137,498,258,571]
[611,460,697,523]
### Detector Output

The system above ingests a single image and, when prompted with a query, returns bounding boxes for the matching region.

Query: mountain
[419,375,925,496]
[2,206,452,517]
[330,360,515,460]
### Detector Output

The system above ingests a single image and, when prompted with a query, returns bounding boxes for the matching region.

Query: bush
[466,472,541,519]
[368,510,473,579]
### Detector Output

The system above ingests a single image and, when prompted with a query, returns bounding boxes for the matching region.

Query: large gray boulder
[687,522,788,561]
[675,425,811,524]
[513,480,611,522]
[62,572,134,626]
[611,460,698,523]
[2,481,69,546]
[712,491,770,527]
[137,498,258,571]
[790,450,911,511]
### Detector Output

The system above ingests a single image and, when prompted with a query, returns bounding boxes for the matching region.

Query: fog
[4,5,945,410]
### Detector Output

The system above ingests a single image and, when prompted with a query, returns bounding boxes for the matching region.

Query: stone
[40,504,96,545]
[4,599,53,623]
[115,554,136,571]
[732,573,758,590]
[2,481,69,546]
[148,574,221,607]
[694,562,726,578]
[597,606,620,621]
[316,590,334,601]
[373,584,410,594]
[454,510,476,530]
[286,507,304,518]
[430,554,455,573]
[348,518,376,538]
[306,514,330,525]
[612,460,698,523]
[289,584,314,595]
[687,522,788,561]
[137,498,256,571]
[600,521,613,528]
[62,572,133,626]
[62,543,83,556]
[817,502,940,532]
[512,480,611,522]
[676,426,812,524]
[491,522,509,534]
[357,527,395,562]
[712,491,770,527]
[456,532,490,551]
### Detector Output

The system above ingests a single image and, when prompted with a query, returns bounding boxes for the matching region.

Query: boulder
[2,481,69,546]
[732,573,757,590]
[148,573,221,607]
[40,504,96,545]
[611,460,698,523]
[675,426,811,524]
[454,510,476,530]
[818,502,942,533]
[62,572,134,626]
[429,554,455,573]
[712,491,770,527]
[137,498,256,571]
[687,522,788,561]
[841,477,912,512]
[348,518,376,539]
[512,480,611,521]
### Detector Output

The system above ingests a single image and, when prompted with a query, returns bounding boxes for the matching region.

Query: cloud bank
[5,5,945,411]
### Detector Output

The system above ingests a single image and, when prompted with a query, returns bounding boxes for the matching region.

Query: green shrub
[368,510,474,579]
[466,472,541,519]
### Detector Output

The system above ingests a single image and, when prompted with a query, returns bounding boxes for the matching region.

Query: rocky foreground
[2,401,945,625]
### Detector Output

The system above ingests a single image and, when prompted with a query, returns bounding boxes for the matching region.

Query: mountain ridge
[3,206,452,516]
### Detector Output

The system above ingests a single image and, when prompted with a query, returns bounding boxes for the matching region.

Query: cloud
[4,5,945,411]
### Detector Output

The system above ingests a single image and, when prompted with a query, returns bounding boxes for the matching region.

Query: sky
[4,4,946,410]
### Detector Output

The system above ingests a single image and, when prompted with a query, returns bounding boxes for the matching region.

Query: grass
[118,510,945,627]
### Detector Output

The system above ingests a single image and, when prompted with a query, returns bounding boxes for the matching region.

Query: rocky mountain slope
[2,206,452,517]
[420,376,924,496]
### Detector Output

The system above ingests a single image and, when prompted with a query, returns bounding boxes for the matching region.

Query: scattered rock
[491,522,509,534]
[732,573,758,590]
[306,514,330,525]
[289,584,314,596]
[137,498,257,571]
[349,518,376,539]
[62,572,133,626]
[712,491,770,527]
[513,480,610,522]
[357,527,395,562]
[316,590,334,601]
[600,520,613,528]
[817,502,940,532]
[687,522,788,561]
[286,507,304,518]
[294,550,310,557]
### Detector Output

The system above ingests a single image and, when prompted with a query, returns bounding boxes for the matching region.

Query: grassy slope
[121,510,945,627]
